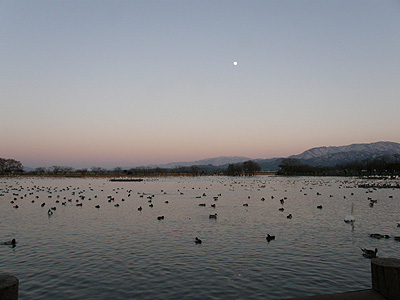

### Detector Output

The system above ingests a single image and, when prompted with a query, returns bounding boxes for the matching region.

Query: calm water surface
[1,176,399,299]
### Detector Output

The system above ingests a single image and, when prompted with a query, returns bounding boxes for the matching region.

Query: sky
[1,0,400,169]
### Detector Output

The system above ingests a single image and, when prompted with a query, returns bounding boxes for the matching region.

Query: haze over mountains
[153,141,400,171]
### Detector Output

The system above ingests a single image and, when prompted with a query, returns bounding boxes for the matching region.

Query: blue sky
[1,0,400,168]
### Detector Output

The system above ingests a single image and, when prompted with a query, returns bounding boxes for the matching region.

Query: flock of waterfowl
[1,177,400,259]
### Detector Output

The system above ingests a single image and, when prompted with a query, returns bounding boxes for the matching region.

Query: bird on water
[3,239,16,246]
[344,203,355,223]
[361,248,378,258]
[266,234,275,242]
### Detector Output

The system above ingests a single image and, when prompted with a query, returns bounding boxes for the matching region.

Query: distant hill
[289,141,400,167]
[151,156,252,169]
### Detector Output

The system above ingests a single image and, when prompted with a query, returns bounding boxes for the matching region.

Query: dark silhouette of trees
[91,167,103,175]
[226,163,242,176]
[190,165,199,176]
[0,158,23,175]
[50,165,62,175]
[113,167,123,174]
[242,160,261,176]
[76,168,88,175]
[226,160,261,176]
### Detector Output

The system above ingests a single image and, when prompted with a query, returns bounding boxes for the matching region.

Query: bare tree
[60,166,74,175]
[77,168,88,175]
[91,167,102,175]
[35,167,47,174]
[113,167,123,174]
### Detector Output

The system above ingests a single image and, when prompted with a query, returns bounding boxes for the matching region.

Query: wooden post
[0,275,19,300]
[372,258,400,300]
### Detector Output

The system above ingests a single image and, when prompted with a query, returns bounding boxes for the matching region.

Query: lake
[1,176,399,299]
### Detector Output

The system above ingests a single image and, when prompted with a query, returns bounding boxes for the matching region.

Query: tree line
[1,158,262,177]
[278,154,400,176]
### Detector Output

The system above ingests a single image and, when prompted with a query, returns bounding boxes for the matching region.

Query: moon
[233,61,238,66]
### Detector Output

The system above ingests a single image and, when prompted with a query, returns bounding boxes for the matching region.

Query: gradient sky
[1,0,400,168]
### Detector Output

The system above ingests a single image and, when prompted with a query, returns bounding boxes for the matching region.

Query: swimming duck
[47,209,53,215]
[3,239,16,246]
[266,234,275,242]
[209,213,217,219]
[361,248,378,258]
[287,214,293,219]
[157,216,164,220]
[138,206,142,211]
[194,237,202,244]
[369,233,390,239]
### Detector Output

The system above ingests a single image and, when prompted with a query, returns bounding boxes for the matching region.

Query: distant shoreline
[1,171,277,179]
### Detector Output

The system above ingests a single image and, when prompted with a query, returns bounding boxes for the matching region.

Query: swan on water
[344,203,355,223]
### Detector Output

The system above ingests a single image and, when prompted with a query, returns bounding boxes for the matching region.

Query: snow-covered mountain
[289,141,400,167]
[145,142,400,170]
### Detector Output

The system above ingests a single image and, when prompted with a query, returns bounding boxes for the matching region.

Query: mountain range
[23,141,400,172]
[153,141,400,171]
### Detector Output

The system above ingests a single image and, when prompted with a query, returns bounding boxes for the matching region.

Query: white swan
[344,203,355,223]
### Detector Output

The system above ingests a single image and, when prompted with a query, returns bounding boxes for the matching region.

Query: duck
[95,205,100,208]
[369,233,390,239]
[3,239,16,246]
[194,237,202,244]
[157,216,164,220]
[137,206,142,211]
[209,213,217,219]
[361,248,378,258]
[317,205,323,209]
[47,209,53,215]
[266,234,275,242]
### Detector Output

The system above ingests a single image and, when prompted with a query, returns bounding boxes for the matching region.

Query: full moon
[233,61,238,66]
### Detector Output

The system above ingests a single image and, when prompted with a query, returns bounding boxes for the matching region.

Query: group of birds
[1,178,399,260]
